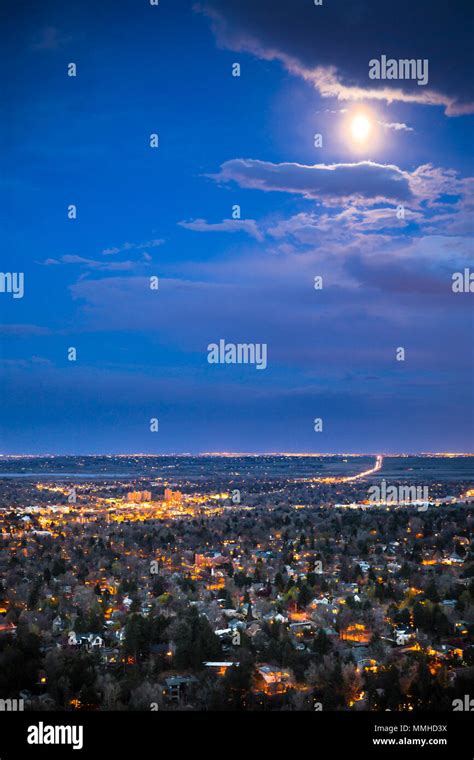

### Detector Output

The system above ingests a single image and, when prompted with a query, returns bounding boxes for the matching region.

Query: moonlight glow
[350,113,373,143]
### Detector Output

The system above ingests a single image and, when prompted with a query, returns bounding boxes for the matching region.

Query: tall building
[127,490,152,503]
[164,488,182,504]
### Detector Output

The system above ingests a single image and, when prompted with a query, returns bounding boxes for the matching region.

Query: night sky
[1,0,473,454]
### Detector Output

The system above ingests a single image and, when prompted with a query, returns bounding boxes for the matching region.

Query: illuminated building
[254,665,294,695]
[340,623,372,644]
[127,490,152,503]
[164,488,182,504]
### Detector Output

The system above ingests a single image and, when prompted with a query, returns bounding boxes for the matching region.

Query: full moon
[350,113,373,144]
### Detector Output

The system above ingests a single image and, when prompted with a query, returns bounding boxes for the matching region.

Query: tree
[297,584,312,608]
[312,629,331,656]
[174,607,222,669]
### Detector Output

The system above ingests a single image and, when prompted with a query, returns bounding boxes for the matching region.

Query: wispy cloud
[0,324,52,336]
[178,218,263,240]
[378,121,413,132]
[101,239,164,255]
[41,255,146,271]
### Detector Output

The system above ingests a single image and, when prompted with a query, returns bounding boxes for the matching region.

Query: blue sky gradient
[1,0,473,454]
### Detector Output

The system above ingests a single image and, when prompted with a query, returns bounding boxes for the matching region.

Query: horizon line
[1,451,473,458]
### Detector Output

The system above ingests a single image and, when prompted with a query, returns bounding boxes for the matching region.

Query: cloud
[378,121,413,132]
[65,237,472,385]
[267,208,420,244]
[211,159,413,203]
[178,217,264,240]
[210,159,473,214]
[101,239,164,255]
[41,239,166,271]
[0,324,51,336]
[41,255,143,271]
[196,0,474,115]
[345,234,474,296]
[408,164,473,205]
